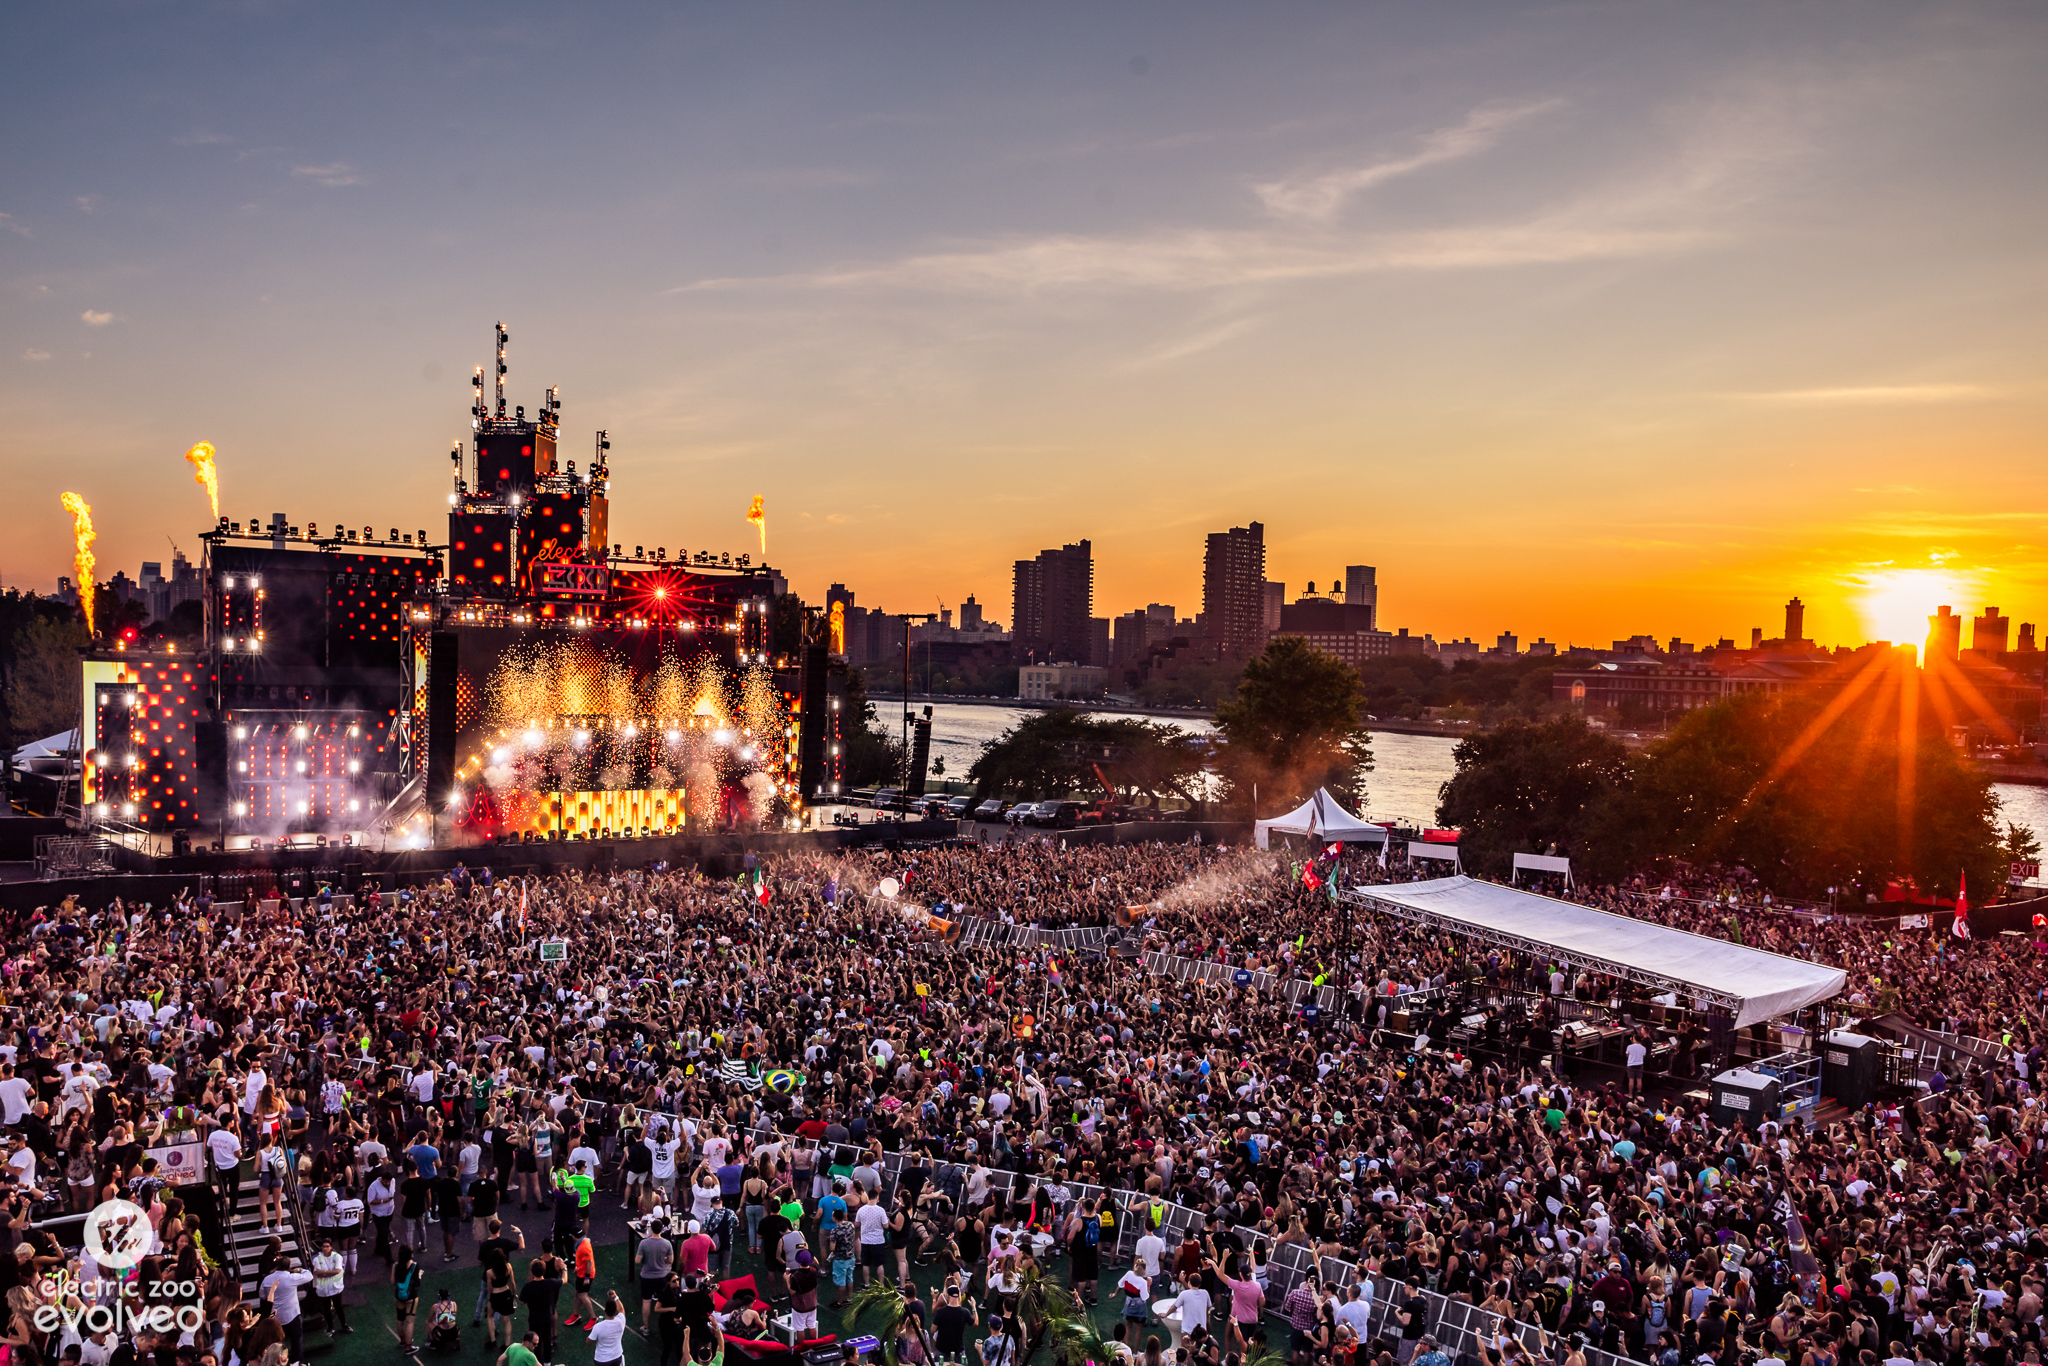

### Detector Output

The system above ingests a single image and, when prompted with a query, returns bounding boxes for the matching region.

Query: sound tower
[796,641,828,799]
[908,705,934,797]
[426,632,459,812]
[194,721,229,823]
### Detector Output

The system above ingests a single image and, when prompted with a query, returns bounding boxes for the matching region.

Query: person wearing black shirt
[520,1254,566,1362]
[933,1286,979,1363]
[474,1220,526,1327]
[433,1166,464,1261]
[399,1165,433,1251]
[673,1272,716,1348]
[652,1272,687,1366]
[551,1179,582,1256]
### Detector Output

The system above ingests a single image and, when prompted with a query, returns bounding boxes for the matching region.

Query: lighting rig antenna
[471,368,485,432]
[494,321,508,419]
[546,385,561,431]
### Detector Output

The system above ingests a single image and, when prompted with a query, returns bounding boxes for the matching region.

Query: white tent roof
[1356,876,1846,1026]
[1254,788,1388,849]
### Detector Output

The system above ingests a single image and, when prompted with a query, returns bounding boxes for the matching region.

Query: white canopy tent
[1407,842,1462,872]
[1253,789,1389,850]
[1346,875,1845,1027]
[1510,852,1573,886]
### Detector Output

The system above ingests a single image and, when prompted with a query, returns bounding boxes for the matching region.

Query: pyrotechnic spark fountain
[456,639,787,838]
[829,600,845,655]
[746,495,766,557]
[60,492,96,634]
[183,442,219,520]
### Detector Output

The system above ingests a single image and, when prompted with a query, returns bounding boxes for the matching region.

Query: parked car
[1027,800,1082,829]
[870,788,902,809]
[944,796,974,819]
[973,798,1008,822]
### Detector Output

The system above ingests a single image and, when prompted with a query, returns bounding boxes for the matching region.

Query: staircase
[224,1177,308,1304]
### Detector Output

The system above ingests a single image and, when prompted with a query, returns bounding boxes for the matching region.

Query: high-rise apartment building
[1927,606,1963,663]
[1202,522,1267,659]
[1012,540,1094,663]
[1344,566,1378,629]
[959,596,984,632]
[1974,606,2010,655]
[1262,582,1285,639]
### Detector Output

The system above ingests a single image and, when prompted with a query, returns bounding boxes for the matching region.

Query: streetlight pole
[900,613,938,790]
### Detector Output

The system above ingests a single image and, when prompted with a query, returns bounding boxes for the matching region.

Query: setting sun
[1851,567,1983,655]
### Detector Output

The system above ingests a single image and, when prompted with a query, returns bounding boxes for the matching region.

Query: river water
[916,702,2048,847]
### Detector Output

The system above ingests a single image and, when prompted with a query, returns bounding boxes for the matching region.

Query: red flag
[1302,865,1322,892]
[1952,869,1969,939]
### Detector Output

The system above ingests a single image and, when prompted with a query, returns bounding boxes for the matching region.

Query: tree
[1095,717,1207,808]
[2002,819,2042,867]
[1591,673,2005,898]
[840,668,905,788]
[1211,635,1372,814]
[966,709,1099,800]
[1434,716,1631,878]
[6,614,91,745]
[770,592,808,659]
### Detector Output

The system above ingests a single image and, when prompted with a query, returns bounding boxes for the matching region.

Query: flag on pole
[753,869,772,907]
[1952,869,1970,939]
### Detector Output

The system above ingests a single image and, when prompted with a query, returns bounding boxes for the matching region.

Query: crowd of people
[0,833,2043,1366]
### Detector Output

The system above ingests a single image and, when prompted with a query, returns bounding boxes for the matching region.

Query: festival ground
[291,1192,1143,1366]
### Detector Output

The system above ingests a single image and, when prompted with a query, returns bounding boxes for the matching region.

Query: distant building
[1928,606,1963,664]
[1262,581,1284,639]
[1439,637,1481,666]
[1344,566,1377,627]
[959,595,984,632]
[1485,631,1518,659]
[1271,599,1388,669]
[1973,606,2011,655]
[1013,540,1093,664]
[1018,663,1107,701]
[1526,638,1557,658]
[1553,657,1822,714]
[1088,616,1110,669]
[1201,522,1267,658]
[1785,596,1808,645]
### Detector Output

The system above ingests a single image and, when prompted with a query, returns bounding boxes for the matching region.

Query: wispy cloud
[174,132,234,146]
[75,195,100,214]
[0,212,27,238]
[676,217,1703,295]
[293,162,362,187]
[1742,384,1993,404]
[80,310,113,327]
[1252,101,1562,223]
[20,349,51,362]
[1120,314,1266,370]
[670,92,1788,297]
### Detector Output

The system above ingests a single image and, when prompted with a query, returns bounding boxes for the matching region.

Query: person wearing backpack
[1643,1277,1672,1354]
[1066,1197,1103,1305]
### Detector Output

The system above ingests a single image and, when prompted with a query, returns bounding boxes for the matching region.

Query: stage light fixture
[94,803,107,817]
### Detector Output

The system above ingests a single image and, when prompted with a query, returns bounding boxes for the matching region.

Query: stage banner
[147,1140,207,1186]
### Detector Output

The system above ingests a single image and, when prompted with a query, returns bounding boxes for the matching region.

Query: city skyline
[4,3,2045,646]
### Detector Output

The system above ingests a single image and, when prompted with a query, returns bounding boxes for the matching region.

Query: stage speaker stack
[1822,1031,1883,1110]
[1710,1066,1781,1130]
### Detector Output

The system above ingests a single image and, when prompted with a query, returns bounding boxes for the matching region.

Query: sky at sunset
[3,2,2045,651]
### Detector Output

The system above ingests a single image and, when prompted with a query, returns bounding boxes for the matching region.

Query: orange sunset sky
[3,3,2044,651]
